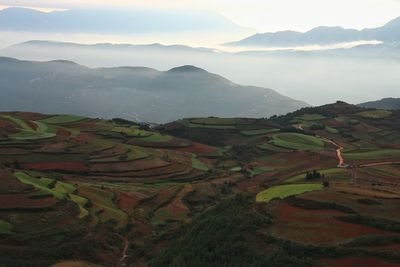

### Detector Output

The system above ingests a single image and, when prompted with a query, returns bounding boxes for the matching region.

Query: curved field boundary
[39,115,87,124]
[269,133,324,152]
[345,149,400,160]
[256,184,323,203]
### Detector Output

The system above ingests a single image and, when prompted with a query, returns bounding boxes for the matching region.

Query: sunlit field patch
[256,184,323,203]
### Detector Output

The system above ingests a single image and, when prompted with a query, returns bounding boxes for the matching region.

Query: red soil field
[37,142,69,153]
[117,191,148,214]
[299,191,400,221]
[270,201,393,245]
[324,119,345,128]
[74,132,92,143]
[320,256,400,267]
[56,128,71,138]
[89,158,169,172]
[13,112,47,121]
[176,142,217,154]
[0,194,57,209]
[158,185,193,218]
[26,121,38,131]
[0,148,29,155]
[23,162,88,172]
[0,168,31,192]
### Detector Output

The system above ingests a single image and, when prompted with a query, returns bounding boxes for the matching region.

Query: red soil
[23,162,88,172]
[26,121,38,131]
[320,256,400,267]
[176,142,217,155]
[56,128,71,138]
[36,142,69,153]
[0,168,31,192]
[117,191,147,214]
[89,158,169,172]
[159,185,193,218]
[75,132,92,143]
[0,194,57,209]
[271,201,393,245]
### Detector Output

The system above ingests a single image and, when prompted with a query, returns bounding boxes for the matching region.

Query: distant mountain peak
[168,65,207,73]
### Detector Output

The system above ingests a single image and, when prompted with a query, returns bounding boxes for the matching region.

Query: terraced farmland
[1,102,400,267]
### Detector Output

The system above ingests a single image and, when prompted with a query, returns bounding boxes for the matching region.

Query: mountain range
[0,7,249,34]
[0,57,307,123]
[226,16,400,47]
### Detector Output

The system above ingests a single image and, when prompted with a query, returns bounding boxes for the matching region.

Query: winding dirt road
[320,137,346,168]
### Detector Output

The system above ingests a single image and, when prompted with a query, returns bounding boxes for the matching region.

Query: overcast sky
[1,0,400,32]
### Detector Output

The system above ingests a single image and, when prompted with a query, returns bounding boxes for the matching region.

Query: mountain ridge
[0,57,308,123]
[225,15,400,47]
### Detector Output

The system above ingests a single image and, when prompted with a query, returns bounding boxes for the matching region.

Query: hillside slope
[359,97,400,110]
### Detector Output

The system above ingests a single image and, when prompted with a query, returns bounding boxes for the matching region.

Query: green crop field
[1,115,56,140]
[285,168,348,183]
[256,184,323,202]
[68,194,89,219]
[357,110,393,119]
[257,143,293,152]
[190,118,237,125]
[249,167,274,177]
[191,155,209,171]
[79,186,127,228]
[326,127,339,134]
[269,133,324,151]
[40,114,87,124]
[297,114,327,121]
[345,149,400,160]
[111,126,152,137]
[0,219,12,234]
[15,172,64,199]
[240,128,279,136]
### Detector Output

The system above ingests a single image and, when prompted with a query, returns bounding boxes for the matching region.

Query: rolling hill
[0,57,308,123]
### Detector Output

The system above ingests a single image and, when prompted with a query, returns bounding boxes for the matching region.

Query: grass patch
[345,149,400,160]
[357,110,392,119]
[269,133,324,151]
[256,184,323,203]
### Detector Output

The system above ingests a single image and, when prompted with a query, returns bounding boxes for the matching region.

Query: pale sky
[1,0,400,32]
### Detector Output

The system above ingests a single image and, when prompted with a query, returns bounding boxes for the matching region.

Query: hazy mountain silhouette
[0,57,308,122]
[359,98,400,110]
[0,7,249,34]
[226,16,400,47]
